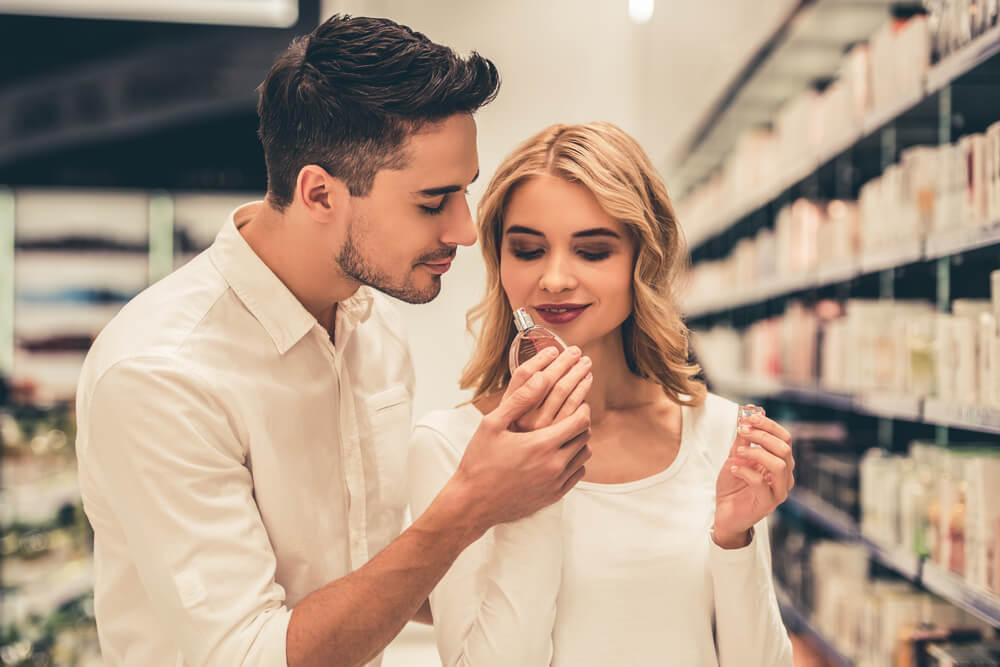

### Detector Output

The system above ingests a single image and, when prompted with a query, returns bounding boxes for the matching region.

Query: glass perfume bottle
[737,404,764,449]
[509,308,567,373]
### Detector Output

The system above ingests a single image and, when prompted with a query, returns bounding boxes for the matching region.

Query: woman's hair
[460,122,706,407]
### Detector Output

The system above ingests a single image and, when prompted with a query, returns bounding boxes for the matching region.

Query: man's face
[339,113,480,304]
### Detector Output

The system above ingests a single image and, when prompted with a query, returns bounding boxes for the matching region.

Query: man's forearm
[286,481,480,667]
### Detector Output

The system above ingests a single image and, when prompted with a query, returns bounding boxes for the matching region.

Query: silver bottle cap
[513,308,535,332]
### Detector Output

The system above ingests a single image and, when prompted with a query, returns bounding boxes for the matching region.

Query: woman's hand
[713,409,795,549]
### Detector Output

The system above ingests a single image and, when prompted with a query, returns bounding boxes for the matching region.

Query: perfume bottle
[509,308,567,373]
[737,404,764,449]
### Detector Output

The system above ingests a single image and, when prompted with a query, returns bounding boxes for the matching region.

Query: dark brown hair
[257,14,501,210]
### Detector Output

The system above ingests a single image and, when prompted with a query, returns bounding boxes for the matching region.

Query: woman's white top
[408,392,793,667]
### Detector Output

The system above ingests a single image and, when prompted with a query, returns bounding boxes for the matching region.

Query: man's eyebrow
[414,170,480,197]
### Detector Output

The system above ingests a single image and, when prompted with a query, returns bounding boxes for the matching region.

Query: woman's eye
[579,250,611,261]
[512,248,544,260]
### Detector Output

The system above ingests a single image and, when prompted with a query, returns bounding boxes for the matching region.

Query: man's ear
[295,165,351,224]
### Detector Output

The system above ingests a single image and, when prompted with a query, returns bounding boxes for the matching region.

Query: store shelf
[681,27,1000,254]
[921,562,1000,629]
[859,238,926,274]
[786,489,859,541]
[854,393,923,422]
[859,536,924,582]
[925,219,1000,260]
[922,399,1000,435]
[685,220,1000,318]
[774,582,855,667]
[783,488,1000,628]
[712,375,1000,436]
[785,491,922,581]
[927,23,1000,94]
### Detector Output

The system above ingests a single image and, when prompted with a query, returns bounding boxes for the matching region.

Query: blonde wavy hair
[460,121,706,407]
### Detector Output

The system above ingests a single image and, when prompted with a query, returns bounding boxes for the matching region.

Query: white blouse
[408,392,793,667]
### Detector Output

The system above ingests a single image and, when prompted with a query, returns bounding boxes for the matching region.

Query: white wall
[319,0,796,418]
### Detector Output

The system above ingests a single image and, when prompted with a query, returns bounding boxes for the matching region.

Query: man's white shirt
[75,201,415,666]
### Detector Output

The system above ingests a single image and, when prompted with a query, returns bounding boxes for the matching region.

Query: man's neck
[239,200,358,330]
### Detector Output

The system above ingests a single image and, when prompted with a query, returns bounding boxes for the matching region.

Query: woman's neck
[580,330,663,426]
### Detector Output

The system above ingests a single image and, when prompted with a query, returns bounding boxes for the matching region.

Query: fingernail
[730,465,739,473]
[737,446,747,454]
[544,347,559,358]
[581,356,592,367]
[739,424,751,434]
[569,346,582,357]
[585,373,593,382]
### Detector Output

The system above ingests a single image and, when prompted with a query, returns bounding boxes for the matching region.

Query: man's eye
[420,199,447,216]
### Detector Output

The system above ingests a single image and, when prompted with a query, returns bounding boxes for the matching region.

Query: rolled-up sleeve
[80,357,291,666]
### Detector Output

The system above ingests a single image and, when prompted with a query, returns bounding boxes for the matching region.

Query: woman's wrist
[711,525,754,550]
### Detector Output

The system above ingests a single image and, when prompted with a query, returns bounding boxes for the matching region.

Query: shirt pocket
[364,384,412,509]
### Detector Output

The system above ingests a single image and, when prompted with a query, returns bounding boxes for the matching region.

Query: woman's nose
[539,255,578,293]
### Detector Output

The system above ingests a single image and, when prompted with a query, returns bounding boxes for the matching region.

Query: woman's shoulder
[685,391,740,469]
[413,404,483,456]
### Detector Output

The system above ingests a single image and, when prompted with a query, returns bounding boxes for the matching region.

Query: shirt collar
[209,201,375,355]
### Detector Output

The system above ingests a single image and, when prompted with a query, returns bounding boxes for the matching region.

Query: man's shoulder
[79,257,231,396]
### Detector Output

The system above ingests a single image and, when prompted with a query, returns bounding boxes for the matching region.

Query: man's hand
[451,347,593,534]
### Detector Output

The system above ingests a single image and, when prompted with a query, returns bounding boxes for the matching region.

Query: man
[75,14,592,667]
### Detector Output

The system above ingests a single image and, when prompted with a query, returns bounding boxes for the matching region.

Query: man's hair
[257,14,500,210]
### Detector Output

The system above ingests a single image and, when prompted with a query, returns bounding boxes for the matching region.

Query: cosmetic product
[508,308,567,373]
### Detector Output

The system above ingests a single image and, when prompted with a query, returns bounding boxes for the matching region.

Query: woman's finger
[734,447,789,500]
[740,412,791,443]
[729,462,766,488]
[737,427,793,465]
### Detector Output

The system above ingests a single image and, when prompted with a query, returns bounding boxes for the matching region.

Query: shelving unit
[775,581,856,667]
[782,490,1000,628]
[685,217,1000,319]
[677,17,1000,656]
[713,375,1000,436]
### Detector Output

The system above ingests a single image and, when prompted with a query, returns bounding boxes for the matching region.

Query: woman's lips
[534,304,590,325]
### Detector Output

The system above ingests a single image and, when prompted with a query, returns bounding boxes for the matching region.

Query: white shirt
[75,202,415,666]
[408,393,793,667]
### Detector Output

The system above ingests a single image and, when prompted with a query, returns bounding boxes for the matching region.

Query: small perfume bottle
[509,308,567,373]
[737,404,764,449]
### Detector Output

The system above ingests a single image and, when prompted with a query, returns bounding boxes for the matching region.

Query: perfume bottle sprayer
[509,308,567,373]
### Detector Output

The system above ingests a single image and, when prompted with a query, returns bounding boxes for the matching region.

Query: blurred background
[1,1,999,665]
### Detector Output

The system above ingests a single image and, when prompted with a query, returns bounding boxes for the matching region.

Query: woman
[408,122,795,666]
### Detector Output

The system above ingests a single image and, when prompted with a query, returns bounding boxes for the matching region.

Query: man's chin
[373,275,441,305]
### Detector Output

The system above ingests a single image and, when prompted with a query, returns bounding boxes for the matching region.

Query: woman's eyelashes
[509,244,613,262]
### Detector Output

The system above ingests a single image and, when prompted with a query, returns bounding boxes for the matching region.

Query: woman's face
[500,173,636,348]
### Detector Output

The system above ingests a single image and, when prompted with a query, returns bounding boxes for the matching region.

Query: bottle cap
[513,308,535,332]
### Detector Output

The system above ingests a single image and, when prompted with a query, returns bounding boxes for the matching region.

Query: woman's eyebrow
[573,228,621,239]
[505,225,544,237]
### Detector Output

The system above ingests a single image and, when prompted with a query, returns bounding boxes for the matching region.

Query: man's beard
[336,220,443,305]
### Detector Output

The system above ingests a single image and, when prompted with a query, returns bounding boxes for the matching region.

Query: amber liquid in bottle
[508,308,567,372]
